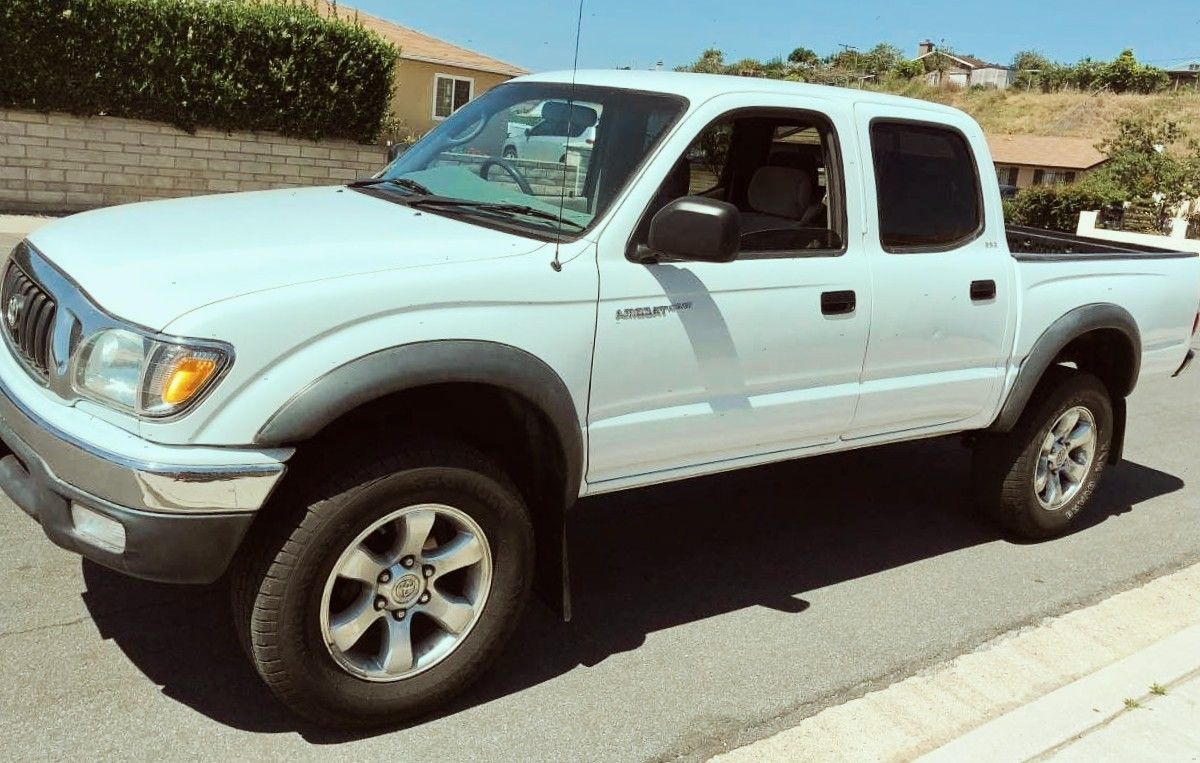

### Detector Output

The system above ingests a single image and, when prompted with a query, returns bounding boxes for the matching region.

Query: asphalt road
[1,222,1198,761]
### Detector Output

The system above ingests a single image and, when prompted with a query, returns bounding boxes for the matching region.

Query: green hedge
[1003,183,1126,233]
[0,0,399,143]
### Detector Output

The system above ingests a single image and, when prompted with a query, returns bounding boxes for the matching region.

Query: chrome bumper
[0,379,284,514]
[0,380,286,583]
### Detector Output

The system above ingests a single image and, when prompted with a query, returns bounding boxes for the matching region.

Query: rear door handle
[821,290,856,315]
[970,280,996,301]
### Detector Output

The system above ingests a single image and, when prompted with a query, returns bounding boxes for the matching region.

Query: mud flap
[533,499,574,622]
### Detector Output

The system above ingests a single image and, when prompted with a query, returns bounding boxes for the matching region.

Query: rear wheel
[231,439,533,728]
[973,368,1113,539]
[502,145,518,159]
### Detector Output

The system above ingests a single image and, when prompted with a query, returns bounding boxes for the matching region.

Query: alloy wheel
[1033,406,1097,511]
[319,504,493,682]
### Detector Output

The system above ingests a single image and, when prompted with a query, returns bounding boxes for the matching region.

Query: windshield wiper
[347,177,433,195]
[406,198,586,231]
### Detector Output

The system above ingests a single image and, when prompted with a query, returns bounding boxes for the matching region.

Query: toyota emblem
[5,293,24,328]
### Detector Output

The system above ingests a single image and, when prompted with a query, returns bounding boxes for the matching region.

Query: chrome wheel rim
[319,504,493,682]
[1034,406,1097,511]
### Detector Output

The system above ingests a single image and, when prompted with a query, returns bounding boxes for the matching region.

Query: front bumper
[0,380,285,584]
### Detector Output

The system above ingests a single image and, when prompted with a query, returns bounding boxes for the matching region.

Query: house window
[996,165,1018,186]
[433,74,473,120]
[1033,169,1076,186]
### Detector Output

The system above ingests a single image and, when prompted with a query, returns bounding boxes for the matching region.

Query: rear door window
[869,121,983,252]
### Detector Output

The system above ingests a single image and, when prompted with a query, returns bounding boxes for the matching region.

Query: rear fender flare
[990,303,1140,439]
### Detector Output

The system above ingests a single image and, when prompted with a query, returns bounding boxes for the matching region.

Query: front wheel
[973,368,1113,539]
[231,440,534,728]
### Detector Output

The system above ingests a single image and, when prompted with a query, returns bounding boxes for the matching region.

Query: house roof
[916,50,1008,71]
[319,2,527,77]
[1166,60,1200,75]
[987,134,1108,170]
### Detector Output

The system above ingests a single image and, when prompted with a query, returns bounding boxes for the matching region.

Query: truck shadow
[78,435,1183,740]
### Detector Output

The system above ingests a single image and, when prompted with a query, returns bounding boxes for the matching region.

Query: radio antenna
[551,0,585,272]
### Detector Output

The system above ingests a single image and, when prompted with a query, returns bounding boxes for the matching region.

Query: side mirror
[646,197,740,263]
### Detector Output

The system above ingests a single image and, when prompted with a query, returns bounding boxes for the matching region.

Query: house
[322,2,527,138]
[1166,61,1200,90]
[915,40,1013,89]
[987,134,1108,190]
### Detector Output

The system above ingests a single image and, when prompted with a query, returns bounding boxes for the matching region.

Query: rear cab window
[869,121,983,253]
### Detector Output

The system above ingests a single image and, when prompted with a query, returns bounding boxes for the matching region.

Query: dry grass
[869,81,1200,145]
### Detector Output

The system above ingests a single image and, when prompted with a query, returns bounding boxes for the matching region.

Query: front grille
[1,260,57,378]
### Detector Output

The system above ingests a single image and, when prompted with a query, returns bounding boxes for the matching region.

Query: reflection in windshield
[374,83,686,237]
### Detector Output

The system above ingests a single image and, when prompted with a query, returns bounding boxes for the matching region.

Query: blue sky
[347,0,1199,73]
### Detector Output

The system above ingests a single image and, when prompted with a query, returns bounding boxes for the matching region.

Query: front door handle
[970,280,996,301]
[821,290,856,315]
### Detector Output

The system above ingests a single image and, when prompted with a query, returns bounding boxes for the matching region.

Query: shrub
[1004,182,1126,232]
[0,0,399,143]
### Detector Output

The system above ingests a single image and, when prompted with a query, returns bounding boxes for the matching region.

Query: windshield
[373,82,687,238]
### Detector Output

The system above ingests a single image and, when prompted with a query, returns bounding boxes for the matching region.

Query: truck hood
[25,186,548,329]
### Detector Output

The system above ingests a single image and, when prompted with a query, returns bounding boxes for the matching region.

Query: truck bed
[1006,225,1196,260]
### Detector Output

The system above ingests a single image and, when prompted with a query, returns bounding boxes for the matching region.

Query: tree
[729,57,765,77]
[676,48,727,74]
[1093,117,1198,205]
[1098,49,1168,94]
[787,46,819,68]
[760,56,792,80]
[892,59,924,80]
[863,43,903,75]
[828,47,872,73]
[1011,49,1051,89]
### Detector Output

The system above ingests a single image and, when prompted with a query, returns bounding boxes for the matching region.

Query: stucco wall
[390,59,513,138]
[1012,165,1094,189]
[0,109,384,214]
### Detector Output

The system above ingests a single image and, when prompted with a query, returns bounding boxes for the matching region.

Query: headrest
[748,166,813,219]
[541,100,599,128]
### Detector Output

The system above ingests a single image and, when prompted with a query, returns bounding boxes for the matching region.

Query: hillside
[876,84,1200,144]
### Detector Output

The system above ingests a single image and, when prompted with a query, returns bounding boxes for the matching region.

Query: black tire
[502,146,518,159]
[230,439,534,728]
[973,367,1113,539]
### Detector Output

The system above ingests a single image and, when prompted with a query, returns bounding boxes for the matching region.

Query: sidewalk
[0,213,52,251]
[922,623,1200,762]
[1041,669,1200,762]
[712,562,1200,762]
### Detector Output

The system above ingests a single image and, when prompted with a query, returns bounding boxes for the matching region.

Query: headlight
[73,329,229,417]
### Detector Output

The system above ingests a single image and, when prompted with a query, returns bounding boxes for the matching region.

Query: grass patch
[863,82,1200,144]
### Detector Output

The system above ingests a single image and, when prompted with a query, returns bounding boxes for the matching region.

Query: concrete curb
[919,624,1200,762]
[711,563,1200,763]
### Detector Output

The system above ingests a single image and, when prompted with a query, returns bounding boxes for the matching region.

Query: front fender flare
[254,340,583,492]
[990,303,1140,434]
[254,340,585,620]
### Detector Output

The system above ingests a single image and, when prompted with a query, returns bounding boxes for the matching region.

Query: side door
[845,104,1015,439]
[586,96,872,486]
[525,119,568,162]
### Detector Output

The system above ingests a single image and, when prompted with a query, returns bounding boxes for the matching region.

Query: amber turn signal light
[161,356,219,405]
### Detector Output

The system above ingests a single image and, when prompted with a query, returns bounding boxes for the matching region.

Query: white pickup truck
[3,71,1198,727]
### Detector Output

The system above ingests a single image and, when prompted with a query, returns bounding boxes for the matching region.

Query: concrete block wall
[435,153,584,198]
[0,109,385,214]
